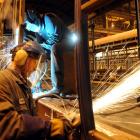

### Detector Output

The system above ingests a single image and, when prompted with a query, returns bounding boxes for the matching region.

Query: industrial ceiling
[25,0,75,25]
[25,0,133,27]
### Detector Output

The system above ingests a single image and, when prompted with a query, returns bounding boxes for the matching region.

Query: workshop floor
[95,106,140,140]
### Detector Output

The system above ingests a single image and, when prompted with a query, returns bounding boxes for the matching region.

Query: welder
[0,41,70,140]
[24,10,73,96]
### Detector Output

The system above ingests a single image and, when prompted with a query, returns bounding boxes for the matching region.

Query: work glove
[67,114,81,140]
[71,114,81,128]
[49,118,65,140]
[56,115,81,140]
[49,118,74,140]
[46,33,59,45]
[50,118,64,137]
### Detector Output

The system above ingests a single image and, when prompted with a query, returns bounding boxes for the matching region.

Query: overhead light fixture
[70,32,79,43]
[111,22,115,28]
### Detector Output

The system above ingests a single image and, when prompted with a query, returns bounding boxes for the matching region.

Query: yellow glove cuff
[50,118,64,137]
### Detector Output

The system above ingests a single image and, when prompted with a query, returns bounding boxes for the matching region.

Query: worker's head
[11,41,47,85]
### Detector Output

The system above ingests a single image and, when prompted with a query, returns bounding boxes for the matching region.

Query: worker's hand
[46,33,59,45]
[50,118,65,138]
[62,115,81,140]
[50,118,73,140]
[71,114,81,128]
[24,20,40,32]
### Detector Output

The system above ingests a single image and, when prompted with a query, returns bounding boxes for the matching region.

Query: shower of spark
[93,62,140,114]
[0,40,16,70]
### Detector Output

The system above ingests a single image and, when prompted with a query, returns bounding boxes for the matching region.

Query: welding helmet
[24,10,41,32]
[11,41,47,87]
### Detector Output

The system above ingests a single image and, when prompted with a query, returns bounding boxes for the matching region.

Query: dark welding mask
[25,10,41,32]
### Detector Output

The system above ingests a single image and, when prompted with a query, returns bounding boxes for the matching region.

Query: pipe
[81,0,98,10]
[18,0,25,43]
[92,29,137,46]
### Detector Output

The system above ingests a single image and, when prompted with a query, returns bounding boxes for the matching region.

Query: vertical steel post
[135,0,140,58]
[91,22,96,72]
[75,0,95,139]
[18,0,25,43]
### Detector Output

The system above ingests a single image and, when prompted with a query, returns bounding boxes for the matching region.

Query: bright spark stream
[93,63,140,114]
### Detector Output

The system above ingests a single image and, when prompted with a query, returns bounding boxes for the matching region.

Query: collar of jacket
[6,68,32,87]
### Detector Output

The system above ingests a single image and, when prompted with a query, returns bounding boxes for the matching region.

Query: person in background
[24,10,72,96]
[0,41,69,140]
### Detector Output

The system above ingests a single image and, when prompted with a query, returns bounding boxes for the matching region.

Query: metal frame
[75,0,140,139]
[75,0,95,140]
[135,0,140,58]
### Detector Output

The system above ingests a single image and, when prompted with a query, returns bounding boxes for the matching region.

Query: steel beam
[75,0,95,140]
[135,0,140,58]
